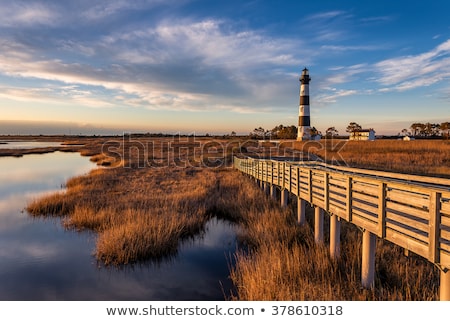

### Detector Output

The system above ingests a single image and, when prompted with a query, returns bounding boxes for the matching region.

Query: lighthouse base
[297,132,311,141]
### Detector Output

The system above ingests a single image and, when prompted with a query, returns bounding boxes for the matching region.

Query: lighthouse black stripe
[300,96,309,106]
[298,116,310,126]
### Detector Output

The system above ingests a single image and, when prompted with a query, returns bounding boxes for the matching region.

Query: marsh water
[0,140,64,149]
[0,146,237,300]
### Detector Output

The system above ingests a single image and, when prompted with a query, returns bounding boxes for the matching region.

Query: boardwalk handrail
[233,156,450,299]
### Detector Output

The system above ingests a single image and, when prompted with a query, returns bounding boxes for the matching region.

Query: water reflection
[0,151,237,300]
[0,141,63,149]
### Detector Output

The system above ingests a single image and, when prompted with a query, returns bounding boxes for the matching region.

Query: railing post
[276,161,280,186]
[330,214,341,259]
[429,191,441,263]
[378,183,386,238]
[361,229,376,288]
[289,164,292,193]
[297,197,306,225]
[346,176,353,222]
[324,173,329,212]
[314,207,324,243]
[441,269,450,301]
[308,169,313,203]
[270,161,274,185]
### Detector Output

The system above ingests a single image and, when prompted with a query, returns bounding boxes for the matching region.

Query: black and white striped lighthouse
[297,68,311,141]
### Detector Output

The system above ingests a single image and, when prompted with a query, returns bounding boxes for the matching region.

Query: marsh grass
[28,167,217,265]
[292,139,450,177]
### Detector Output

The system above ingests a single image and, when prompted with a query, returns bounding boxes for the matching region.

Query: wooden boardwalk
[233,156,450,300]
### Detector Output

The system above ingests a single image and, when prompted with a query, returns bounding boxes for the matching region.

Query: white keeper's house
[349,129,376,141]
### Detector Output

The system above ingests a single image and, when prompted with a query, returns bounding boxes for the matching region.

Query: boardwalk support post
[330,214,341,259]
[361,229,376,288]
[281,188,289,208]
[314,207,324,243]
[270,184,277,201]
[441,269,450,301]
[264,182,270,195]
[297,197,306,225]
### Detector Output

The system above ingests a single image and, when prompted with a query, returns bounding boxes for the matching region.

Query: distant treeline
[406,122,450,137]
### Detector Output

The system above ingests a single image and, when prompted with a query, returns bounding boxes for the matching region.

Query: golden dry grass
[290,139,450,177]
[28,166,218,265]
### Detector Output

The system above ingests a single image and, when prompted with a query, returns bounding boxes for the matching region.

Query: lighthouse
[297,68,311,141]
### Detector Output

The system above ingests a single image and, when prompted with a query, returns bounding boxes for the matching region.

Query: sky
[0,0,449,136]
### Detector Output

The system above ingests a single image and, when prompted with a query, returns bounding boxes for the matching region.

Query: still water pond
[0,151,236,300]
[0,141,63,149]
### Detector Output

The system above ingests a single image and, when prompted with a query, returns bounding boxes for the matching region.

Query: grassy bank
[24,136,445,300]
[28,166,224,264]
[290,139,450,177]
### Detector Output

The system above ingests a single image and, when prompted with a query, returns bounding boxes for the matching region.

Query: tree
[309,127,321,137]
[346,122,362,133]
[278,125,297,139]
[400,128,410,136]
[325,126,339,137]
[410,122,441,137]
[410,123,425,136]
[270,124,284,138]
[270,124,297,139]
[251,127,265,139]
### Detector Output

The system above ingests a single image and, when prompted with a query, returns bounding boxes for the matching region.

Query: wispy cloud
[306,11,348,21]
[359,16,393,24]
[82,0,169,20]
[0,2,60,27]
[316,88,358,105]
[321,45,385,52]
[314,39,450,107]
[305,10,353,42]
[375,39,450,91]
[111,19,304,69]
[0,16,309,113]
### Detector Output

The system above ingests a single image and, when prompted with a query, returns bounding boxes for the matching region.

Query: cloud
[304,10,353,42]
[359,16,393,24]
[306,11,348,21]
[112,19,304,69]
[375,39,450,91]
[0,1,60,27]
[0,16,308,113]
[316,88,358,105]
[321,45,384,52]
[326,64,369,84]
[82,0,170,20]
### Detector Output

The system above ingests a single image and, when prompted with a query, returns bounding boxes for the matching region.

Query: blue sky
[0,0,449,135]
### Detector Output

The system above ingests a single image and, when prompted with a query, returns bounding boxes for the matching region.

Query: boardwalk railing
[233,156,450,300]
